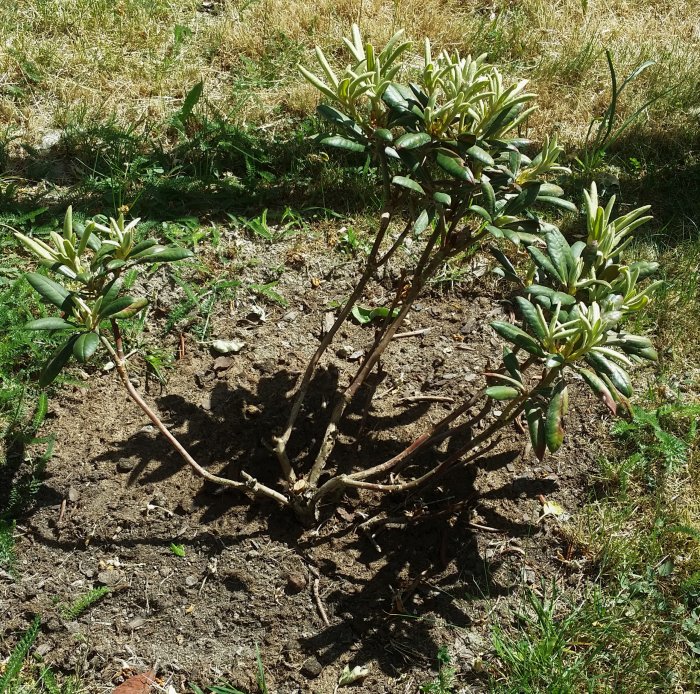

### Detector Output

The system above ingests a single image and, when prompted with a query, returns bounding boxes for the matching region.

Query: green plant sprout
[16,26,660,525]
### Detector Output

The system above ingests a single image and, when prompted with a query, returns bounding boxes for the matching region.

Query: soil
[0,227,607,693]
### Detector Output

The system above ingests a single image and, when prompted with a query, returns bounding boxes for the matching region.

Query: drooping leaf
[545,382,568,453]
[320,135,366,152]
[525,399,546,460]
[39,335,79,387]
[134,247,194,264]
[491,321,546,356]
[466,144,495,167]
[72,332,100,363]
[110,297,149,320]
[25,317,76,331]
[481,179,496,216]
[25,273,72,310]
[585,351,633,397]
[102,277,123,306]
[433,191,451,206]
[537,196,578,213]
[436,152,474,181]
[544,226,575,283]
[578,368,617,414]
[491,246,519,282]
[395,132,431,149]
[392,176,425,195]
[502,348,523,383]
[99,295,140,318]
[486,385,520,400]
[527,245,564,284]
[515,296,547,342]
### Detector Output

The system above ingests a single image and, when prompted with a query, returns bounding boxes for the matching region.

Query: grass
[0,0,699,691]
[492,397,700,692]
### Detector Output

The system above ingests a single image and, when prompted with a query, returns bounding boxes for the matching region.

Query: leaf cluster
[488,183,660,458]
[15,208,192,386]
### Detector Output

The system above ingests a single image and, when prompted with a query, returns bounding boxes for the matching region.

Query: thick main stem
[103,323,289,506]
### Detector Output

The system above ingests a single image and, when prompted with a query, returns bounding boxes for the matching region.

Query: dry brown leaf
[113,670,156,694]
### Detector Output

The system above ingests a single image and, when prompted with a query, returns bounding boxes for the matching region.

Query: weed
[0,616,41,691]
[59,587,110,621]
[575,50,665,178]
[169,543,186,558]
[419,646,456,693]
[0,519,15,570]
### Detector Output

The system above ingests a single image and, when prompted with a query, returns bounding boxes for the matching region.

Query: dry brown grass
[1,0,699,153]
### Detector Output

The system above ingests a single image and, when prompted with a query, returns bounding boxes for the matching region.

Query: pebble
[127,616,146,629]
[301,656,323,678]
[97,569,122,586]
[211,339,245,354]
[285,572,307,594]
[67,487,80,502]
[117,459,136,472]
[185,575,199,587]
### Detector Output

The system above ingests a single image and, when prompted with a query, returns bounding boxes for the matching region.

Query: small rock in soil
[301,656,323,678]
[211,339,245,354]
[212,356,234,372]
[97,569,122,586]
[185,575,199,587]
[285,572,307,594]
[117,459,136,472]
[67,487,80,502]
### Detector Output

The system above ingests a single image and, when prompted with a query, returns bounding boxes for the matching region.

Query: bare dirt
[0,228,607,693]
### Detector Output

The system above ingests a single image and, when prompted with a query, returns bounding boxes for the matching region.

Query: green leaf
[99,295,138,318]
[578,368,617,414]
[545,382,568,453]
[585,351,633,397]
[25,317,75,331]
[526,285,576,307]
[525,400,546,460]
[502,348,523,383]
[537,196,578,213]
[491,247,519,282]
[317,104,365,137]
[320,135,366,152]
[25,273,72,310]
[466,144,495,167]
[39,335,78,387]
[527,246,564,284]
[504,184,540,215]
[179,81,203,123]
[491,321,545,356]
[392,176,425,195]
[375,128,393,142]
[433,191,451,206]
[169,543,186,557]
[129,239,159,256]
[544,226,575,282]
[485,385,520,400]
[436,152,474,182]
[395,132,431,149]
[515,296,547,342]
[110,297,149,320]
[469,205,492,222]
[73,332,100,363]
[102,277,123,306]
[134,246,194,264]
[481,180,496,216]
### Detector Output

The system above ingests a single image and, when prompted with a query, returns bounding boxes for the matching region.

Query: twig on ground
[312,577,330,626]
[397,395,455,405]
[392,327,434,339]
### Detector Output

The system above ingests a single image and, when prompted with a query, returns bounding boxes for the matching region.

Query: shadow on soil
[9,363,559,681]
